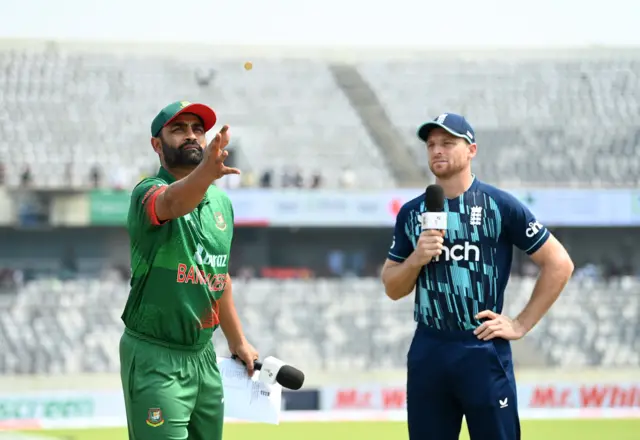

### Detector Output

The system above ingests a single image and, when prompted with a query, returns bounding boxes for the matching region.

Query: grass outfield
[17,419,640,440]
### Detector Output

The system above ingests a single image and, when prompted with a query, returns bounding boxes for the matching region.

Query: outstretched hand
[203,125,241,179]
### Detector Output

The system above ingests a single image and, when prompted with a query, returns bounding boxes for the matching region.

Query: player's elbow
[381,260,415,301]
[558,254,575,279]
[384,288,410,301]
[381,276,412,301]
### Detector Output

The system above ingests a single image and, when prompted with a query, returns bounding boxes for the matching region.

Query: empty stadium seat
[0,277,637,374]
[357,55,640,187]
[0,47,394,189]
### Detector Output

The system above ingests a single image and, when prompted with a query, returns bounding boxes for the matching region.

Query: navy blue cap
[417,113,476,144]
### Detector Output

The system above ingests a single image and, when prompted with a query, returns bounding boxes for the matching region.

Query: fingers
[474,318,501,339]
[218,125,230,149]
[208,133,221,151]
[476,310,498,321]
[221,166,241,175]
[207,125,230,150]
[217,149,229,161]
[245,358,255,377]
[420,230,444,238]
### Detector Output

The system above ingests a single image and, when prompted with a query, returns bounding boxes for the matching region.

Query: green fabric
[120,330,224,440]
[121,167,234,347]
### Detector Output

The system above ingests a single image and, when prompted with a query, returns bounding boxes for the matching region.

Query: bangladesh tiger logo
[214,212,227,231]
[146,408,164,427]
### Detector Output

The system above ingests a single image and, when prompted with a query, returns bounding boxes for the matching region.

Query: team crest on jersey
[146,408,164,427]
[214,211,227,231]
[470,206,483,226]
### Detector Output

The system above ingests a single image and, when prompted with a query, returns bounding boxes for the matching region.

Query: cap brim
[417,122,471,143]
[166,103,217,132]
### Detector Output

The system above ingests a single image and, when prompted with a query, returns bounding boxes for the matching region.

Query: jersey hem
[124,327,210,352]
[388,253,407,263]
[524,229,550,255]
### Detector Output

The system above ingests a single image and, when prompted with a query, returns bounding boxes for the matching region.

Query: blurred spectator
[260,169,273,188]
[21,165,33,187]
[281,168,294,188]
[195,68,216,87]
[310,171,322,188]
[327,250,346,277]
[292,168,304,188]
[0,161,5,186]
[90,165,102,188]
[339,166,356,188]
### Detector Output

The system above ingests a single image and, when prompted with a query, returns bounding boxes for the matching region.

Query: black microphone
[231,355,305,390]
[423,184,447,231]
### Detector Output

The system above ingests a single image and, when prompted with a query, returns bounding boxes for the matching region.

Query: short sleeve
[388,205,414,263]
[503,194,550,255]
[129,178,169,229]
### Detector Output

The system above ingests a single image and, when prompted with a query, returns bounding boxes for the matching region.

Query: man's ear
[151,136,162,154]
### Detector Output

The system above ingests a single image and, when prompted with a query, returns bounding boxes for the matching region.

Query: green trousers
[119,329,224,440]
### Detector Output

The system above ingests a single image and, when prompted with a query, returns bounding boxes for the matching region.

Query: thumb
[222,166,241,175]
[245,358,255,377]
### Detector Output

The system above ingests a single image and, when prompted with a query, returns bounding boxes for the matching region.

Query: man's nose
[184,128,198,140]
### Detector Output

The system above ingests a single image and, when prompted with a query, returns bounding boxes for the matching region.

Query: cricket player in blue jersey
[381,113,574,440]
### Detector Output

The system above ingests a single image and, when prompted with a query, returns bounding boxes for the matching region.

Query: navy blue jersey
[388,177,549,331]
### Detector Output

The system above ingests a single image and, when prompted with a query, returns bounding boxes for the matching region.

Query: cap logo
[436,113,448,124]
[179,101,191,109]
[466,130,474,140]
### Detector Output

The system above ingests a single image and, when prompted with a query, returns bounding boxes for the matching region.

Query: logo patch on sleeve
[146,408,164,427]
[214,211,227,231]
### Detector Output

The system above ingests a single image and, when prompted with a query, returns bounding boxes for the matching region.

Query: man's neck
[163,165,196,181]
[436,172,474,199]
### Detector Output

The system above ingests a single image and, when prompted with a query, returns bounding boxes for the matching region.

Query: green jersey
[121,167,234,347]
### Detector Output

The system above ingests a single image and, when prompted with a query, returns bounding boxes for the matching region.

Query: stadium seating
[357,55,640,187]
[2,46,639,189]
[0,47,393,189]
[0,277,637,374]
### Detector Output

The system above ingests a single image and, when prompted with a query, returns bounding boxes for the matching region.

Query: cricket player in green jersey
[119,101,258,440]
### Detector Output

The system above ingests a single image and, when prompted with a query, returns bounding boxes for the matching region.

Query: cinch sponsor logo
[525,221,543,238]
[435,242,480,262]
[193,244,228,268]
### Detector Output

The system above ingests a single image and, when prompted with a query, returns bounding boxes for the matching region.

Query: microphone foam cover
[276,365,305,390]
[425,184,445,212]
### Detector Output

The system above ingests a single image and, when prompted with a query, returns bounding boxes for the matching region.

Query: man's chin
[430,167,451,179]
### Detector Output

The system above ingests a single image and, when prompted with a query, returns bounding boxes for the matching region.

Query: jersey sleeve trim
[143,185,168,226]
[524,229,550,255]
[387,252,407,263]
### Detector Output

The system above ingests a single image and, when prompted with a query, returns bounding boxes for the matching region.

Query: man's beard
[429,161,466,179]
[162,139,204,168]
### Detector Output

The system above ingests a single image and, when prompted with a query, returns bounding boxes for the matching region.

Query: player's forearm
[516,257,574,333]
[158,163,215,220]
[382,259,422,301]
[218,276,248,349]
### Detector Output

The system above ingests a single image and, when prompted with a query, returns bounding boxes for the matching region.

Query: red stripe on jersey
[144,185,168,226]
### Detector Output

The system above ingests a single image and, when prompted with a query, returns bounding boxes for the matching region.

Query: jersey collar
[157,166,176,184]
